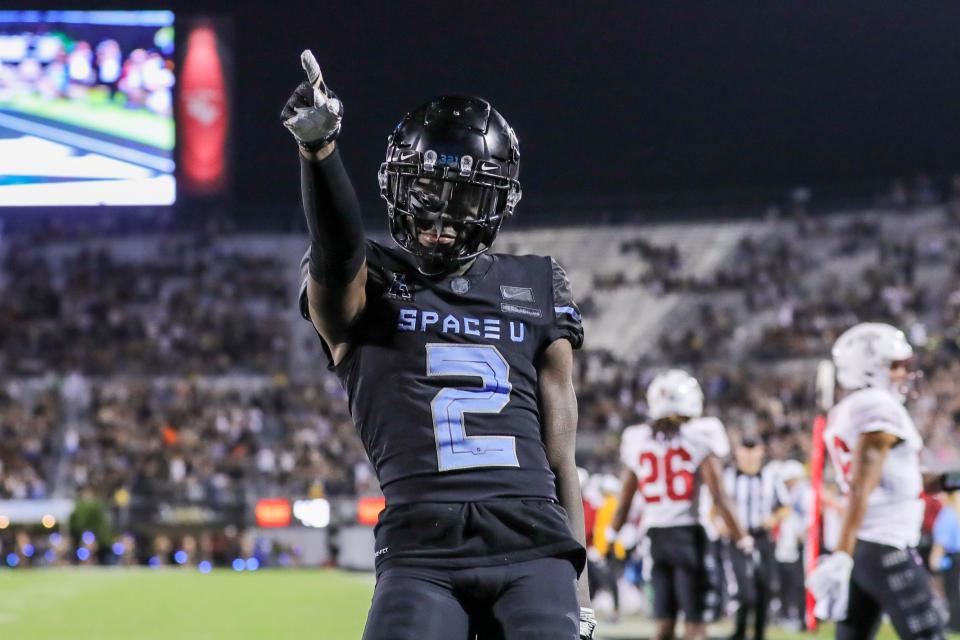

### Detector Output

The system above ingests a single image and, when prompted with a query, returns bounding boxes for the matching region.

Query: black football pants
[648,525,712,623]
[361,556,579,640]
[730,530,774,640]
[837,540,945,640]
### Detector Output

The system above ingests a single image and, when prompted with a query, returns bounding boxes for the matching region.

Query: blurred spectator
[930,490,960,632]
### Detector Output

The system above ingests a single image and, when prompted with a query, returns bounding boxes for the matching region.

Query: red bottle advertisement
[178,25,228,194]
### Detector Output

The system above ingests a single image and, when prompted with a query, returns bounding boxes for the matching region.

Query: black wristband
[299,139,330,153]
[300,148,365,287]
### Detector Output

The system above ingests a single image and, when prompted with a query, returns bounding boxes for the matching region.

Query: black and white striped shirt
[724,464,789,533]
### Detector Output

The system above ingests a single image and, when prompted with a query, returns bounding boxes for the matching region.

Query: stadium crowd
[0,235,290,377]
[3,195,960,503]
[3,187,960,633]
[2,376,369,503]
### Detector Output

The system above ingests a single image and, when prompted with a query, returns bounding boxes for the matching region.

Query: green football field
[0,569,375,639]
[0,568,947,639]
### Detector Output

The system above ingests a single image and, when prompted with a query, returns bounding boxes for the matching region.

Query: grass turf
[0,569,952,639]
[0,568,374,639]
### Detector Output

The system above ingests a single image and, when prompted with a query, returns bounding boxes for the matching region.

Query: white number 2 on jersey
[427,344,519,472]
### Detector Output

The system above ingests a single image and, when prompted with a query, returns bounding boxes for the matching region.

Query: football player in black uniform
[282,50,595,640]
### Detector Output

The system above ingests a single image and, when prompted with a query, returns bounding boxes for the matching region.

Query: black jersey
[299,239,585,571]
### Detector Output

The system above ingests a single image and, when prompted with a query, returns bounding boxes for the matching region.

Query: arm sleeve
[299,240,386,321]
[298,247,312,321]
[300,148,366,287]
[297,247,337,369]
[546,257,584,349]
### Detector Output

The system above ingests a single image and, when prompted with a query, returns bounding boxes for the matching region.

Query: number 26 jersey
[619,417,730,529]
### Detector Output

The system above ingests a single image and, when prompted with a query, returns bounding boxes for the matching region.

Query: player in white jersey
[808,322,945,640]
[609,369,751,640]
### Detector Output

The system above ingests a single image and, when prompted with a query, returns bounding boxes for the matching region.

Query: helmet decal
[423,149,437,171]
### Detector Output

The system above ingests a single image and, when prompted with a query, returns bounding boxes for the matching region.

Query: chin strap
[415,254,453,277]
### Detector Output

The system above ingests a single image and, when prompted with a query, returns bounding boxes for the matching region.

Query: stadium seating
[2,201,959,507]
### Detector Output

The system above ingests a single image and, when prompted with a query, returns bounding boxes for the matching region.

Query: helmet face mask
[409,178,486,223]
[889,357,921,400]
[379,96,521,275]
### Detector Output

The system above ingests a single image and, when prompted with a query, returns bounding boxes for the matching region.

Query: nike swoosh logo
[500,286,534,302]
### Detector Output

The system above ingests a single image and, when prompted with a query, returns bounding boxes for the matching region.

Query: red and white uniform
[620,417,730,530]
[824,387,923,549]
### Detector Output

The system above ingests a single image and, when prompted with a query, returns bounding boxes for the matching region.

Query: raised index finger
[300,49,323,88]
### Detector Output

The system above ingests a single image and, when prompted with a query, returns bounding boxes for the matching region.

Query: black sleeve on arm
[300,147,365,287]
[297,246,341,370]
[546,257,584,349]
[298,247,312,321]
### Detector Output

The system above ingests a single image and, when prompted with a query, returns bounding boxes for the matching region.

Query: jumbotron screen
[0,10,175,206]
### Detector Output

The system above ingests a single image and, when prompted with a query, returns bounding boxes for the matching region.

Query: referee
[724,436,789,640]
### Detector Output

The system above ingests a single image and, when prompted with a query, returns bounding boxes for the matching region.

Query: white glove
[281,50,343,151]
[807,552,853,621]
[579,607,597,640]
[736,534,755,555]
[617,523,639,550]
[604,526,619,547]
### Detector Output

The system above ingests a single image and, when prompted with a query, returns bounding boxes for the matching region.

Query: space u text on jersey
[397,307,527,342]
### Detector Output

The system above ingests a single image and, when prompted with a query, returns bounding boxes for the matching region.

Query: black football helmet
[378,95,521,275]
